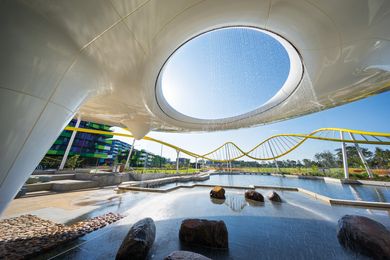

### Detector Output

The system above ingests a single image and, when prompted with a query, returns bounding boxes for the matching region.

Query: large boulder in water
[245,190,264,202]
[116,218,156,260]
[210,186,225,199]
[179,218,228,248]
[164,251,211,260]
[267,191,282,202]
[337,215,390,259]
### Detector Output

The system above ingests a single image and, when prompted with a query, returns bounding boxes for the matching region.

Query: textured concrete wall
[128,172,197,181]
[75,173,130,186]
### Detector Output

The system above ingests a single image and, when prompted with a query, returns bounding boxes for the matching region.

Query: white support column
[195,157,198,170]
[227,145,231,173]
[340,131,349,179]
[268,142,280,173]
[59,115,81,170]
[160,144,163,169]
[143,153,148,169]
[176,150,180,173]
[124,139,136,170]
[349,133,373,178]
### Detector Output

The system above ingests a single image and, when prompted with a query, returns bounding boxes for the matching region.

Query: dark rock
[179,218,228,248]
[245,190,264,202]
[210,186,225,199]
[116,218,156,260]
[337,215,390,259]
[267,191,282,202]
[164,250,211,260]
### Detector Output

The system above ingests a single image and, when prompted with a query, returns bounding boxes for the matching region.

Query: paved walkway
[1,187,124,223]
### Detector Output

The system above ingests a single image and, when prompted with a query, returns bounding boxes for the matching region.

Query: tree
[130,150,142,167]
[302,159,314,167]
[334,146,372,168]
[65,154,83,169]
[370,147,390,168]
[314,151,337,168]
[296,160,303,167]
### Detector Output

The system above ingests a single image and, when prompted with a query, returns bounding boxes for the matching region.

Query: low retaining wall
[25,183,53,192]
[120,173,210,188]
[127,172,200,181]
[51,180,99,192]
[75,173,130,187]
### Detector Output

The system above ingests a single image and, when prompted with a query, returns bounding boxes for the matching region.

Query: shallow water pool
[158,174,390,202]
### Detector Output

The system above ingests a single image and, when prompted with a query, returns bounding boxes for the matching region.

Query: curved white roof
[3,0,389,138]
[0,0,389,212]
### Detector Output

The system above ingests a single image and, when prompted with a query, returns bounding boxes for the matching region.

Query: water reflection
[224,195,247,212]
[211,192,266,212]
[197,174,390,202]
[209,197,225,205]
[245,198,264,207]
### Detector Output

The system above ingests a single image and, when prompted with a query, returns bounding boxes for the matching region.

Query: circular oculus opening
[156,27,303,122]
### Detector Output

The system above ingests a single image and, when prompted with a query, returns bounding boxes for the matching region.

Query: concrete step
[25,182,53,192]
[22,190,57,198]
[35,174,75,182]
[51,180,99,192]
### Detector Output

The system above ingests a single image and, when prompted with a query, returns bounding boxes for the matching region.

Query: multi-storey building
[43,119,131,167]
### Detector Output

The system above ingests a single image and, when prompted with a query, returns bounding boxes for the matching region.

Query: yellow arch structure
[64,127,390,162]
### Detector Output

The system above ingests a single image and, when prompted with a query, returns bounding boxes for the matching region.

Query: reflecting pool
[44,187,389,260]
[157,174,390,202]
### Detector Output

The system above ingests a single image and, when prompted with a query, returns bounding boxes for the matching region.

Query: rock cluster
[210,186,225,199]
[116,218,156,260]
[244,190,264,202]
[179,218,228,249]
[164,250,211,260]
[0,212,123,259]
[337,215,390,259]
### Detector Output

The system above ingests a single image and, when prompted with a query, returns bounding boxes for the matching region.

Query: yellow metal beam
[64,126,390,162]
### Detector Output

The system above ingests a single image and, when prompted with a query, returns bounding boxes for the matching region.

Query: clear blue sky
[162,27,290,119]
[113,27,390,162]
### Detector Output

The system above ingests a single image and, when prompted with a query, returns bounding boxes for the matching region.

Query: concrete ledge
[323,177,341,183]
[120,173,209,188]
[126,172,202,181]
[36,174,75,182]
[51,180,98,192]
[75,172,130,186]
[330,199,390,209]
[297,188,331,203]
[358,179,390,187]
[25,183,53,192]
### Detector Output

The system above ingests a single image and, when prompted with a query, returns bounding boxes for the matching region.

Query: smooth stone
[116,218,156,260]
[210,186,226,199]
[244,190,264,202]
[337,215,390,259]
[267,191,282,202]
[179,218,228,249]
[164,251,211,260]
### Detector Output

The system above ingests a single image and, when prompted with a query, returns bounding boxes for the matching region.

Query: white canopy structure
[0,0,389,212]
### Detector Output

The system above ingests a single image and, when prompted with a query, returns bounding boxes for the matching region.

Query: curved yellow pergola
[65,126,390,162]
